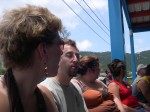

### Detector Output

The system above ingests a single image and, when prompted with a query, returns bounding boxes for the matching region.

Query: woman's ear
[88,68,93,73]
[36,43,48,60]
[120,69,125,76]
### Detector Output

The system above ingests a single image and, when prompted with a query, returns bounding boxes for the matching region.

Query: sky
[0,0,150,53]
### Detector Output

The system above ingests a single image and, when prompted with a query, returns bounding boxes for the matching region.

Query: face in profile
[46,35,64,76]
[106,72,112,80]
[89,63,100,80]
[59,44,79,77]
[140,68,146,76]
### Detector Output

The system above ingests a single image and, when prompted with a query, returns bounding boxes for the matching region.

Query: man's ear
[36,43,48,60]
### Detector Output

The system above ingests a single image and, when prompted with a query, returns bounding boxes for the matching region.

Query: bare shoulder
[108,82,118,88]
[108,82,119,94]
[38,84,58,112]
[138,79,147,84]
[0,77,10,112]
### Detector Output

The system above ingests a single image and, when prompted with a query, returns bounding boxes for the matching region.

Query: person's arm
[38,84,58,112]
[89,100,120,112]
[137,79,150,102]
[122,104,138,112]
[0,79,9,112]
[139,102,150,111]
[96,79,108,88]
[0,92,10,112]
[108,82,137,112]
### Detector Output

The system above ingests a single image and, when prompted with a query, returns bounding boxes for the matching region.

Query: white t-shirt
[41,77,88,112]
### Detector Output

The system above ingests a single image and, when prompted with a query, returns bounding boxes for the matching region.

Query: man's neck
[54,74,72,86]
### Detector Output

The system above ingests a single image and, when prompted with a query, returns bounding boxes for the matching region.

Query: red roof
[126,0,150,28]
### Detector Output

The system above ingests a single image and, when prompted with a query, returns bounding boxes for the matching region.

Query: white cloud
[85,0,108,12]
[125,43,131,53]
[135,48,144,53]
[135,38,143,44]
[65,0,78,5]
[0,0,81,29]
[135,46,150,53]
[125,39,149,53]
[29,0,49,6]
[134,38,148,52]
[77,40,92,51]
[0,0,108,30]
[65,21,79,29]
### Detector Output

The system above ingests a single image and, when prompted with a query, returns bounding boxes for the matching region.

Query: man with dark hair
[41,38,88,112]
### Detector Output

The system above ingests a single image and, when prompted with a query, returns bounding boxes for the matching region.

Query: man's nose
[72,54,78,62]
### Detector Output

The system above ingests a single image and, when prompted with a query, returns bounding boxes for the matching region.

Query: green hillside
[0,50,149,75]
[80,50,150,72]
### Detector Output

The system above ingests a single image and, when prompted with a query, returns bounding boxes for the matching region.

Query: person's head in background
[0,4,64,77]
[105,70,112,80]
[58,38,79,77]
[145,64,150,76]
[78,55,100,82]
[137,64,146,77]
[108,59,126,79]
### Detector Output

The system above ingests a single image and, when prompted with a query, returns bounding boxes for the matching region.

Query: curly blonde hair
[0,4,62,69]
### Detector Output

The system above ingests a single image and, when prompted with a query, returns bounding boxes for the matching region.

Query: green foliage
[80,51,111,72]
[127,78,132,85]
[0,67,5,75]
[80,50,150,73]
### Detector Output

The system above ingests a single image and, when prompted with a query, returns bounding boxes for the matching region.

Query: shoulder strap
[96,79,108,88]
[70,82,88,112]
[71,78,88,92]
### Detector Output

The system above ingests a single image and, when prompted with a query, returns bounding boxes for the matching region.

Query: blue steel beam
[122,0,137,82]
[122,0,132,29]
[133,26,150,33]
[129,30,137,81]
[108,0,125,61]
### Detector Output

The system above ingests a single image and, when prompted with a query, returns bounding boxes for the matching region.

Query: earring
[44,63,49,77]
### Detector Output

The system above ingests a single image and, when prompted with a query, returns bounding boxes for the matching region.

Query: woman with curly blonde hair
[0,5,64,112]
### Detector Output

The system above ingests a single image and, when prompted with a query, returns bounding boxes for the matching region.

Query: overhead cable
[89,0,108,25]
[62,0,110,45]
[75,0,110,37]
[83,0,110,31]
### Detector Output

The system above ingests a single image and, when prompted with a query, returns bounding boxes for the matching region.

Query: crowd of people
[0,4,149,112]
[107,59,149,112]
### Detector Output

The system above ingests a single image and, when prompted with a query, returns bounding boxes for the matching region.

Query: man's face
[59,44,79,77]
[139,68,146,76]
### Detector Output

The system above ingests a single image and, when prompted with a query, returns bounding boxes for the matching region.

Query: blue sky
[0,0,149,53]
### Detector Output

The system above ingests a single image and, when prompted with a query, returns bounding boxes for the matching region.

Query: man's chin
[68,72,77,77]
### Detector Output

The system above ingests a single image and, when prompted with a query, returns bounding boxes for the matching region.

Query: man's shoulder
[40,78,61,91]
[41,77,53,85]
